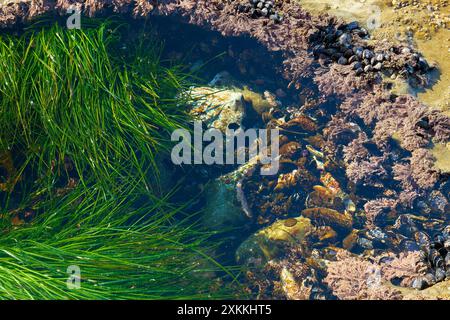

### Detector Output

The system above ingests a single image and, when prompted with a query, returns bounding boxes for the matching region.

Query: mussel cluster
[241,109,324,225]
[236,0,283,23]
[413,226,450,289]
[312,21,432,79]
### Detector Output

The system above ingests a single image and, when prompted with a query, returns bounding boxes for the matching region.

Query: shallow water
[298,0,450,171]
[0,1,449,300]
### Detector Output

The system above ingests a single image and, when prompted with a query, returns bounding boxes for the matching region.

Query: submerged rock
[189,87,246,132]
[236,216,314,266]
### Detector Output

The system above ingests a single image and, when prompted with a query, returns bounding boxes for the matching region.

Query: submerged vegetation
[0,19,242,299]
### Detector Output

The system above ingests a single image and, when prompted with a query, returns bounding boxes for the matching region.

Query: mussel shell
[357,237,373,250]
[278,160,299,174]
[395,215,418,237]
[399,239,420,252]
[414,231,431,251]
[411,276,428,290]
[428,249,444,268]
[435,268,446,282]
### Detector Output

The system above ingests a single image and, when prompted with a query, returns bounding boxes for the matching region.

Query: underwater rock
[279,267,312,300]
[236,216,314,265]
[203,159,259,229]
[202,176,249,231]
[242,86,279,115]
[189,87,246,133]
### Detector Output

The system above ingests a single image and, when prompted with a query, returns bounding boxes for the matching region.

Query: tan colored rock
[189,87,245,133]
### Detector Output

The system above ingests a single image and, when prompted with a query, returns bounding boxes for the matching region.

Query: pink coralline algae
[378,251,428,287]
[324,250,403,300]
[364,198,398,228]
[410,148,440,190]
[345,156,388,188]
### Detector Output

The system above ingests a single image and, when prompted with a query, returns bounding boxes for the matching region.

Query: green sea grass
[0,20,243,299]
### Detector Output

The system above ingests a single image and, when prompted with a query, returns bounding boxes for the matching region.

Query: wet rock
[189,87,246,133]
[236,216,314,265]
[203,176,248,230]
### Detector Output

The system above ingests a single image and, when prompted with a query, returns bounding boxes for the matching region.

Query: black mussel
[429,249,444,268]
[435,268,446,282]
[362,49,374,60]
[344,49,353,58]
[337,57,348,65]
[414,231,431,250]
[324,33,335,43]
[373,62,382,71]
[442,225,450,238]
[444,239,450,250]
[364,65,373,73]
[338,33,352,45]
[353,62,362,70]
[346,21,359,31]
[348,55,358,64]
[357,237,373,250]
[418,57,429,71]
[353,47,363,58]
[228,122,240,130]
[411,276,428,290]
[334,29,343,38]
[399,239,420,252]
[424,272,436,286]
[261,7,269,16]
[358,28,368,37]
